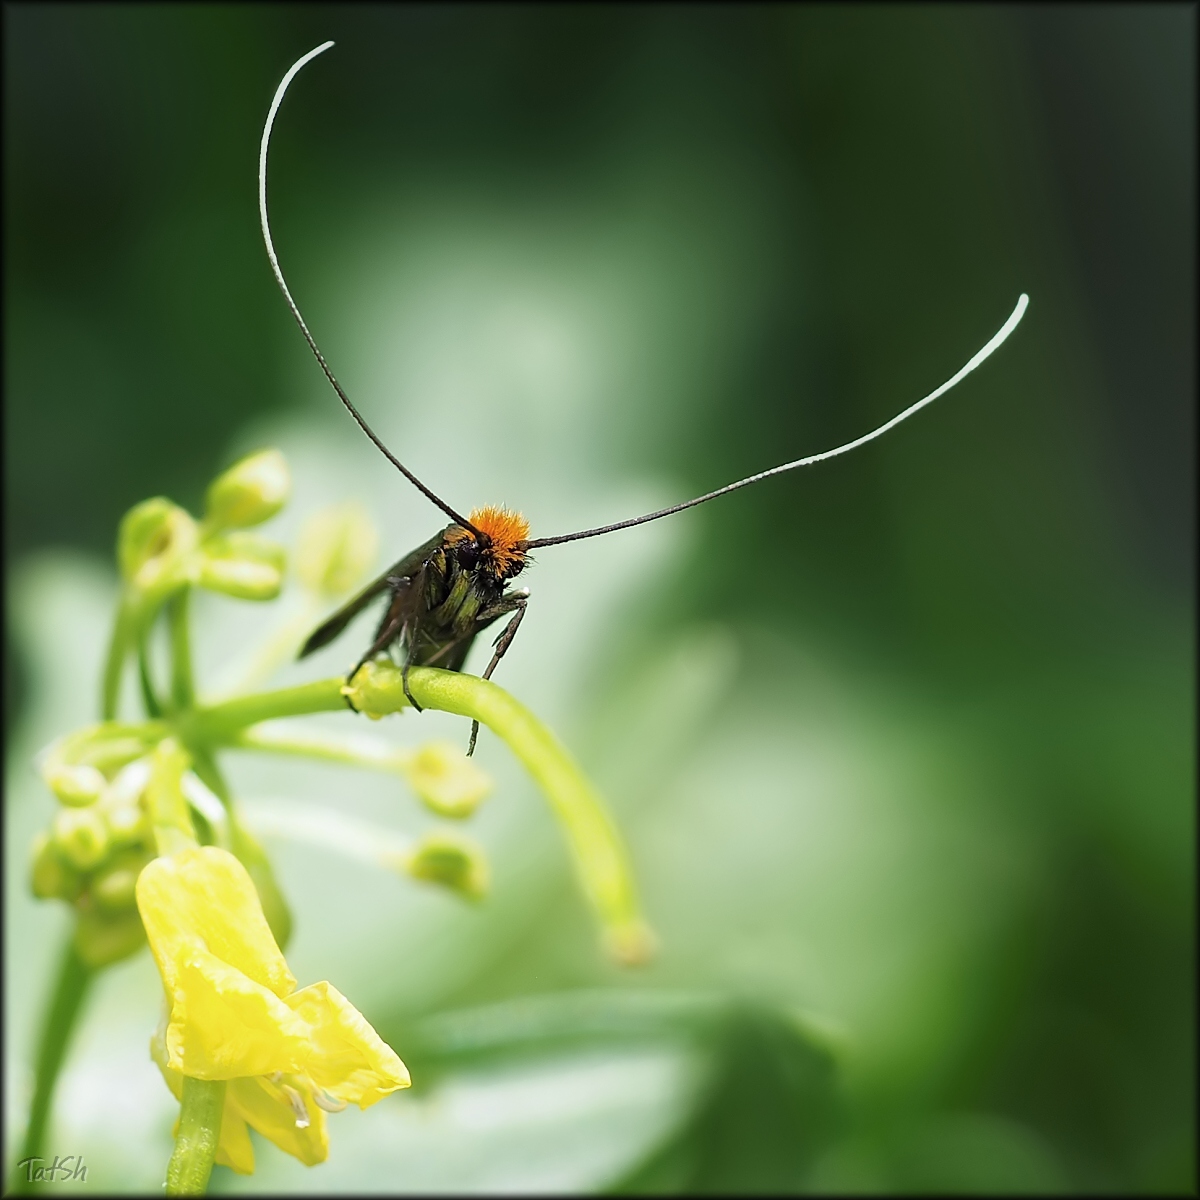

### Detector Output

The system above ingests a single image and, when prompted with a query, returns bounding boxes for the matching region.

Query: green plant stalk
[9,940,93,1195]
[25,583,192,1189]
[349,664,656,964]
[138,625,165,719]
[26,581,160,1187]
[164,1077,226,1196]
[216,597,322,698]
[188,678,349,742]
[145,738,198,855]
[169,588,195,711]
[190,666,654,961]
[101,593,141,720]
[231,725,414,774]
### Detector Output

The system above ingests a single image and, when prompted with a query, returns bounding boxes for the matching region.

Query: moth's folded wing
[299,529,449,659]
[298,568,395,658]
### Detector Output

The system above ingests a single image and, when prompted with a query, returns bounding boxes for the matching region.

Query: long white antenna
[527,294,1030,548]
[259,41,483,536]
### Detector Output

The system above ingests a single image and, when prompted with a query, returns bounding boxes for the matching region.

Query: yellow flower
[136,846,409,1174]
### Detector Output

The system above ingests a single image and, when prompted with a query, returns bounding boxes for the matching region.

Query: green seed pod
[74,906,146,969]
[405,741,492,819]
[30,832,83,901]
[296,501,380,597]
[117,497,198,592]
[53,807,109,871]
[404,831,489,901]
[204,449,290,530]
[195,532,286,601]
[45,762,107,808]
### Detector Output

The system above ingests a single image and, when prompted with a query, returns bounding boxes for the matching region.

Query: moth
[260,43,1028,754]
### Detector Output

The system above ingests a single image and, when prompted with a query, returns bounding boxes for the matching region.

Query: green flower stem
[216,599,321,698]
[232,725,414,774]
[165,1077,226,1196]
[242,799,414,866]
[169,588,195,711]
[101,593,141,720]
[146,739,199,855]
[137,625,165,719]
[9,940,93,1195]
[349,664,656,965]
[187,678,349,743]
[187,666,654,961]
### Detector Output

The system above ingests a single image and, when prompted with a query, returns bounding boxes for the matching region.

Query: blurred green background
[4,4,1193,1194]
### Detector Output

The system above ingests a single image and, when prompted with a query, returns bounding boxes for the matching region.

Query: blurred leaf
[611,1003,843,1194]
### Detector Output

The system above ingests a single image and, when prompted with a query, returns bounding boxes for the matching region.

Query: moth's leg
[401,653,424,713]
[422,637,470,669]
[467,595,529,757]
[400,632,474,711]
[344,585,410,710]
[481,598,529,682]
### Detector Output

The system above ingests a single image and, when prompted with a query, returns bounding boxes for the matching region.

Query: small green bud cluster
[117,449,292,609]
[32,728,161,967]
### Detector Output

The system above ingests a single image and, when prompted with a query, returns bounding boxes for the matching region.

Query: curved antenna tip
[527,291,1032,549]
[258,38,482,537]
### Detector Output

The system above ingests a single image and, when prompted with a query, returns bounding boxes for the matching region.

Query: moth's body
[300,507,531,745]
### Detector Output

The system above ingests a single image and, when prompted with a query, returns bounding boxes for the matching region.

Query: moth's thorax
[447,506,530,581]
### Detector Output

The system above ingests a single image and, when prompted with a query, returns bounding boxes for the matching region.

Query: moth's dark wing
[298,531,447,660]
[298,568,393,659]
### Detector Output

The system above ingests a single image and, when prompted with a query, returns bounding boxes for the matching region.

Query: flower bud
[204,449,290,530]
[341,659,409,718]
[53,807,109,871]
[103,801,149,847]
[405,741,492,819]
[117,498,198,592]
[30,832,83,901]
[195,533,286,601]
[403,831,489,901]
[92,850,150,912]
[45,762,107,808]
[296,502,379,597]
[603,920,659,967]
[74,906,146,968]
[103,756,154,807]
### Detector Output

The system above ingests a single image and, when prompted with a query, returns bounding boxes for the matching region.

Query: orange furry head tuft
[469,505,530,576]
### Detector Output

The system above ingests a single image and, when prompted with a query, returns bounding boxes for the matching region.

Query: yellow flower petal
[152,1019,257,1174]
[164,952,310,1080]
[140,845,410,1173]
[286,981,411,1108]
[214,1103,256,1175]
[227,1076,329,1167]
[150,1016,182,1101]
[137,846,295,997]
